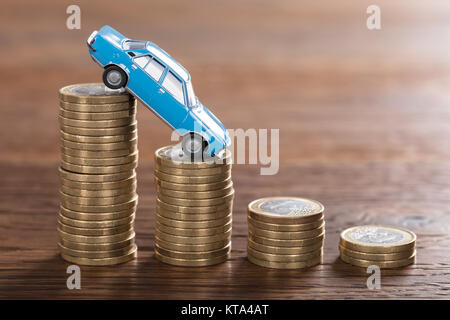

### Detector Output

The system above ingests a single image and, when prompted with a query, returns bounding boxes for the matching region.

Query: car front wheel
[103,66,127,89]
[181,133,208,160]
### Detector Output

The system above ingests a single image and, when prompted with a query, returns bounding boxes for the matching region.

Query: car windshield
[186,81,196,106]
[123,41,146,50]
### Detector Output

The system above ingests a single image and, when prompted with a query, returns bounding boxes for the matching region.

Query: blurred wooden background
[0,0,449,299]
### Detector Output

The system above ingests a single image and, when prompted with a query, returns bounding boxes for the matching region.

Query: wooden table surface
[1,0,449,299]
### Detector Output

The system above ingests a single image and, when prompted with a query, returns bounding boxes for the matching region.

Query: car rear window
[123,41,146,50]
[162,72,184,104]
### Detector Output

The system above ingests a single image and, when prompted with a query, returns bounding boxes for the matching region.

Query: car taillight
[90,38,95,45]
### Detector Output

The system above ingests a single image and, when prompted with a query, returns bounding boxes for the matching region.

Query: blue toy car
[87,25,230,158]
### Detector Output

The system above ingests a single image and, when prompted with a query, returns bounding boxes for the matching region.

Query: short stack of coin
[153,145,233,267]
[247,197,325,269]
[339,225,416,268]
[57,83,138,266]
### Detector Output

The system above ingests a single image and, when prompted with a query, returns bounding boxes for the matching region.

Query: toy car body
[87,25,230,157]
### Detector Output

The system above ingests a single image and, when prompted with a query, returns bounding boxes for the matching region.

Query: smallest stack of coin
[339,225,416,268]
[247,197,325,269]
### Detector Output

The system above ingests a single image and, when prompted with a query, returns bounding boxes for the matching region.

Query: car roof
[146,42,190,82]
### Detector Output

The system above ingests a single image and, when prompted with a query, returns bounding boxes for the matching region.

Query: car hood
[190,102,230,146]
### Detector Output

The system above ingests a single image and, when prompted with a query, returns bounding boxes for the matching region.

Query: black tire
[103,65,127,89]
[181,133,208,161]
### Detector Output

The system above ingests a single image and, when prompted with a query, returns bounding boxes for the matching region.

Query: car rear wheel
[182,133,208,160]
[103,66,127,89]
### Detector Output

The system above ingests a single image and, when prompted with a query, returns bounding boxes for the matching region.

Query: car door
[152,70,189,129]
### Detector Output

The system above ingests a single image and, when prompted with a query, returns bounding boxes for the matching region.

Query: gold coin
[247,253,322,270]
[157,198,232,214]
[340,225,417,254]
[61,160,138,174]
[60,174,136,190]
[60,138,137,151]
[154,250,229,267]
[60,183,136,198]
[60,122,137,136]
[61,146,137,158]
[60,100,136,112]
[247,238,323,255]
[60,130,137,144]
[249,231,325,248]
[155,243,231,260]
[58,220,133,236]
[60,191,137,206]
[156,227,232,245]
[157,191,234,207]
[60,205,136,221]
[59,84,132,104]
[59,115,136,128]
[58,242,136,259]
[59,233,135,251]
[155,162,231,176]
[157,206,232,221]
[61,245,137,266]
[155,145,231,169]
[60,108,136,120]
[157,213,231,229]
[247,246,322,263]
[58,228,134,244]
[339,251,416,269]
[155,236,231,253]
[248,197,324,224]
[61,152,138,167]
[61,196,138,213]
[155,177,231,192]
[59,167,134,182]
[339,245,415,261]
[154,170,231,184]
[157,183,233,200]
[156,221,232,237]
[248,222,324,240]
[58,213,135,228]
[248,216,324,232]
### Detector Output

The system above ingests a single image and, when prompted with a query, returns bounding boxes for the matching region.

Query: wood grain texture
[0,0,449,299]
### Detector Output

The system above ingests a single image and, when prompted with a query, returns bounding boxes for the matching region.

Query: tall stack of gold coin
[153,145,233,266]
[58,83,138,266]
[247,197,325,269]
[339,225,416,268]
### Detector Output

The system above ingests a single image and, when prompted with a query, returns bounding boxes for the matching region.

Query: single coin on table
[249,231,325,248]
[248,197,324,224]
[338,245,414,261]
[59,233,135,251]
[59,108,136,121]
[156,198,232,215]
[61,245,137,266]
[61,145,137,158]
[247,253,322,270]
[156,221,232,237]
[60,137,137,151]
[339,225,417,254]
[61,196,138,213]
[61,151,138,167]
[60,174,136,190]
[154,145,232,169]
[58,213,135,229]
[248,215,324,232]
[155,243,231,260]
[60,206,136,221]
[247,246,322,263]
[58,242,136,259]
[155,236,231,253]
[157,191,234,207]
[156,227,232,245]
[156,183,233,199]
[155,177,231,192]
[339,251,416,268]
[247,237,323,255]
[59,167,135,183]
[59,115,136,129]
[157,213,232,229]
[57,220,134,236]
[154,250,229,267]
[60,122,137,136]
[59,83,132,104]
[59,99,136,113]
[61,160,138,175]
[154,170,231,184]
[248,222,324,240]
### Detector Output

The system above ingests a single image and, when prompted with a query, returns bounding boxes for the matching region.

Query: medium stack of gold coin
[153,145,233,267]
[57,83,138,266]
[247,197,325,269]
[339,225,416,268]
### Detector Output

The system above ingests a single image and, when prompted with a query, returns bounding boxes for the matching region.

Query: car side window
[144,59,165,82]
[162,71,185,104]
[134,56,150,68]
